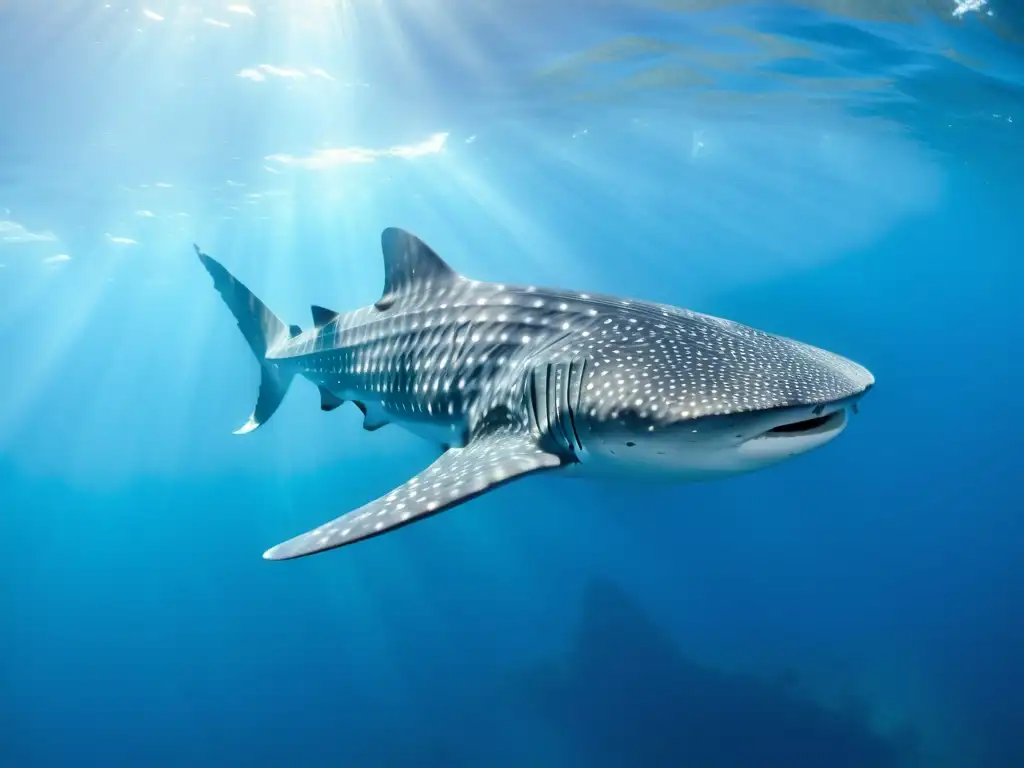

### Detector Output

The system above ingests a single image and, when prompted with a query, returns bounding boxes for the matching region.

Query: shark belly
[565,449,750,484]
[351,391,468,446]
[303,362,472,447]
[385,410,467,446]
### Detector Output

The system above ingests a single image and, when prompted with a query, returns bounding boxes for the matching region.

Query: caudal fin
[195,244,298,434]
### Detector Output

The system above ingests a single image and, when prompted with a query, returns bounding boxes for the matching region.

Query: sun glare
[0,0,943,487]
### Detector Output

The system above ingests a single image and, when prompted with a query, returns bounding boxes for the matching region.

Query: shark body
[197,228,874,561]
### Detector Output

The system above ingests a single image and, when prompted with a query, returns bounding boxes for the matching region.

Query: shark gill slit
[546,363,571,451]
[529,365,556,452]
[567,357,586,452]
[527,362,581,458]
[554,361,578,456]
[527,364,544,439]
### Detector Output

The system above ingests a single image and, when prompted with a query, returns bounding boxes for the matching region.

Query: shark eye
[625,441,636,447]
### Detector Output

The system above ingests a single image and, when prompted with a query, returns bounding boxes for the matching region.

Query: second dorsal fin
[311,304,339,328]
[311,303,339,327]
[375,228,460,311]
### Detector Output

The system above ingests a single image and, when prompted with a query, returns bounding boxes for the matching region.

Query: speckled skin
[198,228,874,561]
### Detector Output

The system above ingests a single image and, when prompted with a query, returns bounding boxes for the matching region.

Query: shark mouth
[764,409,846,437]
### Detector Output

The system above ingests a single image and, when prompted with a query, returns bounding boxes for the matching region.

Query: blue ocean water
[1,1,1022,766]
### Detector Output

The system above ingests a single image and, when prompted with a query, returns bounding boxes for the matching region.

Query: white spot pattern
[272,273,872,441]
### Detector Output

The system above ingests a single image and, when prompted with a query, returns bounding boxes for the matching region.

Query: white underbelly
[559,450,731,484]
[352,396,468,447]
[395,415,467,446]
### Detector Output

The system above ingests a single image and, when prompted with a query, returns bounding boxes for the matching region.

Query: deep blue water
[1,1,1022,766]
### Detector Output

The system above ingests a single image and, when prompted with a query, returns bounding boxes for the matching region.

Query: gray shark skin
[196,228,874,561]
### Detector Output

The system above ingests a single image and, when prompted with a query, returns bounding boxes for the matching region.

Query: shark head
[569,313,875,481]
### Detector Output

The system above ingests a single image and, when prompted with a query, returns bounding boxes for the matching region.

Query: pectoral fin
[262,430,564,561]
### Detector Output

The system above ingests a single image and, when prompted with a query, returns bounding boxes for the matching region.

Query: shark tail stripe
[195,244,298,434]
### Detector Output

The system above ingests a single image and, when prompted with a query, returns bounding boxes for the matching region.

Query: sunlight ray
[0,268,112,449]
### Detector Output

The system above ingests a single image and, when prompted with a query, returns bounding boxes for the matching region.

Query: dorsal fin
[288,324,302,337]
[375,228,460,311]
[311,304,339,328]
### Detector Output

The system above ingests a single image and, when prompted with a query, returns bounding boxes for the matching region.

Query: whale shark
[197,228,874,561]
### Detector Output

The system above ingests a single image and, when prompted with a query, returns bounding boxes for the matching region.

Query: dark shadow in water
[510,578,922,768]
[357,579,923,767]
[933,593,1024,768]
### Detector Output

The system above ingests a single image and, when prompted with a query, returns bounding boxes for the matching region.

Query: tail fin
[195,244,298,435]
